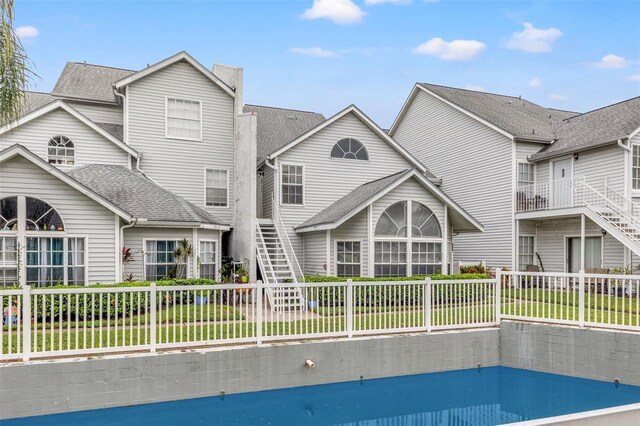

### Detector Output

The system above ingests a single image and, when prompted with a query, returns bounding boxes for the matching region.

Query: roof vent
[288,115,297,120]
[532,128,535,135]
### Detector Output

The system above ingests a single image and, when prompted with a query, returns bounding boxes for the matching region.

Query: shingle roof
[24,91,57,113]
[67,164,226,226]
[95,122,124,141]
[52,62,135,103]
[243,104,326,162]
[296,170,413,230]
[418,83,578,141]
[530,96,640,161]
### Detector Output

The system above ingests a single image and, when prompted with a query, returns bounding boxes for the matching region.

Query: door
[567,237,602,273]
[553,159,573,208]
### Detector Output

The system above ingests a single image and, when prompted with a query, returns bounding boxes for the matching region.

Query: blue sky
[15,0,640,127]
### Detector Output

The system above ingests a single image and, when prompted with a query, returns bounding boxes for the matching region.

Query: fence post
[346,279,353,338]
[424,277,432,332]
[256,280,263,344]
[495,268,502,325]
[22,285,31,362]
[150,282,157,353]
[578,269,585,327]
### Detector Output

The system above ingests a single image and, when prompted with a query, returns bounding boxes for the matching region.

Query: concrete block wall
[0,329,499,420]
[500,321,640,386]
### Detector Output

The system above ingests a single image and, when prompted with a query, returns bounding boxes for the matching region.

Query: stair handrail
[271,194,305,283]
[575,180,640,236]
[604,184,640,220]
[256,223,277,283]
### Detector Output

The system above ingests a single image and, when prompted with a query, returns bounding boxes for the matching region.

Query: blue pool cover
[6,367,640,425]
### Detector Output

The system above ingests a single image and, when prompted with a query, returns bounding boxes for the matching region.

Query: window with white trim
[633,145,640,190]
[374,241,407,277]
[0,236,18,287]
[166,98,202,140]
[519,236,535,269]
[24,237,86,287]
[145,240,177,281]
[205,169,228,207]
[67,238,86,285]
[517,162,535,196]
[281,164,304,205]
[412,242,442,275]
[331,138,369,160]
[48,136,75,165]
[336,241,361,277]
[199,240,217,280]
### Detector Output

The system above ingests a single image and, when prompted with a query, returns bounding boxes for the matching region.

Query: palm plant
[0,0,35,125]
[170,238,193,279]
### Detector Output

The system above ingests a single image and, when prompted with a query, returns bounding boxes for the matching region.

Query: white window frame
[143,239,180,281]
[335,240,363,278]
[0,235,18,287]
[198,239,218,281]
[164,97,203,142]
[411,241,443,276]
[632,144,640,192]
[280,163,305,206]
[23,234,89,287]
[204,168,230,208]
[564,234,604,273]
[518,235,536,270]
[47,135,75,166]
[517,162,535,188]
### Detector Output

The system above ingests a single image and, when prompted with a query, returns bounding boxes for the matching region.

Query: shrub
[304,273,489,283]
[460,263,486,274]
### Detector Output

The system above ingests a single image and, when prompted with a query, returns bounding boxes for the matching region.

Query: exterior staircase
[256,218,306,312]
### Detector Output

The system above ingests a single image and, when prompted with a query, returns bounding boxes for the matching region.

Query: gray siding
[331,210,369,277]
[276,111,418,265]
[575,144,625,194]
[123,227,221,281]
[392,89,513,268]
[0,156,118,283]
[515,142,545,237]
[260,166,275,219]
[0,109,130,167]
[303,231,327,276]
[535,217,625,272]
[68,102,123,125]
[127,61,235,225]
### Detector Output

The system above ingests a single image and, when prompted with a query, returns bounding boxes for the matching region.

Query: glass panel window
[47,136,75,166]
[633,145,640,190]
[281,164,304,205]
[166,98,202,140]
[411,203,441,238]
[412,242,442,275]
[375,202,407,237]
[206,169,228,207]
[336,241,361,277]
[0,196,17,231]
[26,237,65,287]
[519,236,535,269]
[330,138,369,160]
[67,238,86,285]
[517,162,535,198]
[0,236,18,287]
[199,241,217,280]
[145,240,177,281]
[374,241,407,277]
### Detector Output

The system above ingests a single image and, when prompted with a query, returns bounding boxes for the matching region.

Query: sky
[14,0,640,128]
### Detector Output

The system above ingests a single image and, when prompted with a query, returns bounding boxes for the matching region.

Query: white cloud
[529,77,543,88]
[15,26,39,39]
[549,94,569,102]
[365,0,410,4]
[290,47,337,58]
[302,0,365,24]
[626,74,640,82]
[505,22,562,53]
[464,84,485,92]
[413,37,486,61]
[595,54,628,69]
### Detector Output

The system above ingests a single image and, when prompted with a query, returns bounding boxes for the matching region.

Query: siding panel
[68,102,123,125]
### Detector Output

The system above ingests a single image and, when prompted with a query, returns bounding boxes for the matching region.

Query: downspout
[119,219,138,282]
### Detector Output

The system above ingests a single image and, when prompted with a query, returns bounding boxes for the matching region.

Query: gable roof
[390,83,579,142]
[243,104,326,163]
[529,96,640,161]
[0,100,139,158]
[0,144,133,221]
[114,51,235,98]
[266,104,434,178]
[68,164,228,228]
[53,62,135,103]
[295,169,483,233]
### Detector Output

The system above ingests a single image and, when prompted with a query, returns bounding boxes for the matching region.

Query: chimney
[212,63,243,117]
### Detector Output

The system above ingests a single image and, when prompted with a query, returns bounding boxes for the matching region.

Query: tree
[0,0,34,125]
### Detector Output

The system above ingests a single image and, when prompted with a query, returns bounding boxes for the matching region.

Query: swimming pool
[6,367,640,425]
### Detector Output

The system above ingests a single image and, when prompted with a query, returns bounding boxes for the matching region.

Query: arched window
[48,136,75,165]
[330,138,368,160]
[374,201,443,277]
[0,197,64,231]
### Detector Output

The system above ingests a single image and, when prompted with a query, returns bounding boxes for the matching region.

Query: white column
[580,214,586,271]
[367,204,373,278]
[442,205,448,275]
[114,214,121,283]
[515,219,520,271]
[192,228,198,278]
[406,200,413,277]
[17,196,26,287]
[326,230,331,276]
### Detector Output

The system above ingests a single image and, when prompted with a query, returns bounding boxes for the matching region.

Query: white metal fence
[1,278,498,361]
[4,270,640,362]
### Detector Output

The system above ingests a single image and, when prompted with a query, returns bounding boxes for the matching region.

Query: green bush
[304,273,489,283]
